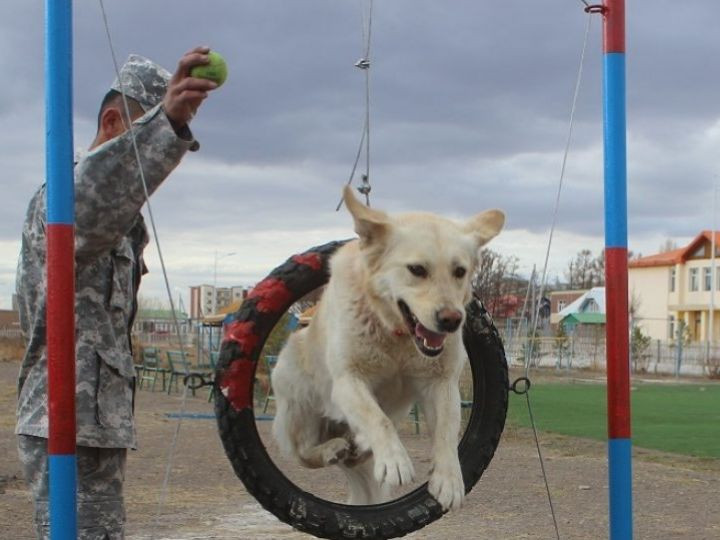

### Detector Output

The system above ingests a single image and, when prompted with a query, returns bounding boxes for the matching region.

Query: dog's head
[343,185,504,358]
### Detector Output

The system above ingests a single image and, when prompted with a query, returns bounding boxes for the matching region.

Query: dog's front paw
[429,458,465,511]
[373,439,415,487]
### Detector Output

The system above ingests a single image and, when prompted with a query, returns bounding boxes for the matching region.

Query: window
[669,268,676,292]
[583,299,599,313]
[668,315,675,340]
[704,267,712,291]
[558,300,566,312]
[690,268,699,291]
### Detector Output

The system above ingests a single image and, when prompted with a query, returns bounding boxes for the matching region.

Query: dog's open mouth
[398,300,446,357]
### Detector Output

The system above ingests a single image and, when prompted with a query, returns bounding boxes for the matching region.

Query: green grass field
[506,381,720,458]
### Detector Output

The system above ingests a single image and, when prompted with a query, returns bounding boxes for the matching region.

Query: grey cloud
[3,0,720,306]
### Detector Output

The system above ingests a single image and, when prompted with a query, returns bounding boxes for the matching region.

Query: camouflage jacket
[15,105,196,448]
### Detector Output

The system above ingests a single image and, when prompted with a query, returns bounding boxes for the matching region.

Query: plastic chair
[206,351,220,402]
[137,347,168,392]
[166,350,212,396]
[410,403,421,434]
[262,355,279,413]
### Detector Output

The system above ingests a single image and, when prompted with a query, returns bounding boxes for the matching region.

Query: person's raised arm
[74,47,217,261]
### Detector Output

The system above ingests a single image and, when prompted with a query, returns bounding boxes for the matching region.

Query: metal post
[45,0,77,537]
[675,326,683,378]
[600,1,632,538]
[709,186,716,367]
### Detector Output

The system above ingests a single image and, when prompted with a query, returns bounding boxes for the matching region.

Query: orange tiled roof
[628,248,684,268]
[629,231,720,268]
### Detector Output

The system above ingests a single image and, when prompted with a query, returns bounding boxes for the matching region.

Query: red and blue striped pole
[46,0,77,538]
[600,1,632,538]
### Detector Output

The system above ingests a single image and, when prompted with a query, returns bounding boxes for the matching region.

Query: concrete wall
[628,265,670,340]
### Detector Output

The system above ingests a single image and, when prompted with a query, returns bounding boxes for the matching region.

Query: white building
[189,285,248,319]
[628,231,720,342]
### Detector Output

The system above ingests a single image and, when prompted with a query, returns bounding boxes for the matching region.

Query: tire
[214,241,508,539]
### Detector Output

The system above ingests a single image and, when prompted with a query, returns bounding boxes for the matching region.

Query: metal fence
[132,325,720,379]
[0,328,23,339]
[500,331,720,378]
[131,332,193,347]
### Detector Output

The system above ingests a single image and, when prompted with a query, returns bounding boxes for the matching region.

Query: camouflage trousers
[17,435,127,540]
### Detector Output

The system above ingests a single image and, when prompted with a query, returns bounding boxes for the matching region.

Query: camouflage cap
[111,54,199,151]
[111,54,171,112]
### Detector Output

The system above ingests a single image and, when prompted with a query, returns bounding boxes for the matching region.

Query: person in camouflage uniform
[16,47,218,539]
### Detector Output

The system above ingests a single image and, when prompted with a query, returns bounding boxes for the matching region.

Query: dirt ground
[1,358,719,540]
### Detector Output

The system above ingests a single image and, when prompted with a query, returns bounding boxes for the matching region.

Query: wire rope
[518,11,595,540]
[97,3,195,538]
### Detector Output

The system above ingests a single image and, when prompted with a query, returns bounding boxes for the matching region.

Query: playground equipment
[44,1,630,538]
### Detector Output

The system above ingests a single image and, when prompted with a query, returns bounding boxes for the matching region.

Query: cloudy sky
[3,1,720,310]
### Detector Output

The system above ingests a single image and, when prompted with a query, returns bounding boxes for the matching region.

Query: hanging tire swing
[214,240,509,540]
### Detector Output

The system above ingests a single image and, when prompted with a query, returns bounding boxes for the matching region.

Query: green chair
[206,351,220,402]
[166,350,213,396]
[137,347,168,392]
[410,403,421,434]
[262,355,279,413]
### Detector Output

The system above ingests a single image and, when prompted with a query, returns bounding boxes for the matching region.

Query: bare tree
[566,249,604,289]
[593,249,605,285]
[472,249,520,314]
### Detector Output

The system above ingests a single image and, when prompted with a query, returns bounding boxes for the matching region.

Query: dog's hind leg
[275,396,351,468]
[271,337,351,469]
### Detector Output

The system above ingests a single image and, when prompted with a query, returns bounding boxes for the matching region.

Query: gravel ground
[1,359,718,539]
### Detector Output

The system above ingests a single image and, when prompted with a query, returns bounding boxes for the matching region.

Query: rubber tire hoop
[214,241,509,539]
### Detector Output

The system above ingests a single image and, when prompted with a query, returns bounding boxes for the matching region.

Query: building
[132,309,190,335]
[557,287,606,336]
[549,289,587,325]
[190,285,248,319]
[628,231,720,342]
[190,285,214,319]
[488,294,524,320]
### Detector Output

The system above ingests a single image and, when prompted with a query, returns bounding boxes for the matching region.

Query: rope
[517,10,595,540]
[97,3,195,538]
[525,12,592,375]
[336,0,374,210]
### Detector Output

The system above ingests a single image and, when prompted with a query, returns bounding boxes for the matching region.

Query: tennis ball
[191,50,228,87]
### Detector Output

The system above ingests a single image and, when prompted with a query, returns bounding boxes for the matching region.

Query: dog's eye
[454,267,467,279]
[407,264,428,278]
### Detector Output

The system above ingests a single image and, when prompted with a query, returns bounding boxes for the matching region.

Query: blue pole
[45,1,77,538]
[600,1,633,539]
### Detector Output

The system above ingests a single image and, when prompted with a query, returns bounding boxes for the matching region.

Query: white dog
[271,186,504,511]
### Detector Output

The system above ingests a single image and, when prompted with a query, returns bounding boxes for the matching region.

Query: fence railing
[499,331,720,377]
[131,327,719,379]
[132,332,193,347]
[0,328,23,339]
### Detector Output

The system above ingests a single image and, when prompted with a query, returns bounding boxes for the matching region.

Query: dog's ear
[343,185,390,246]
[463,209,505,247]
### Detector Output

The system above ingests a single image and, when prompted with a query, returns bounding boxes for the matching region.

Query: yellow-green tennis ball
[191,51,228,87]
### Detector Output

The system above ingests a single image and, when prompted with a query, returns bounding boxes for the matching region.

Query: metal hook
[584,4,607,14]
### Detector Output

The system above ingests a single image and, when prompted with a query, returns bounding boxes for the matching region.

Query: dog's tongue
[415,323,446,348]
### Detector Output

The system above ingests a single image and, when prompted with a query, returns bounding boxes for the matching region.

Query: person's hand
[163,46,218,127]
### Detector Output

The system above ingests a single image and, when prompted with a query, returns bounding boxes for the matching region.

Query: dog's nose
[436,308,463,333]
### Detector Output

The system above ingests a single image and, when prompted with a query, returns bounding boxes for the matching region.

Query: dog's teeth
[422,338,442,352]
